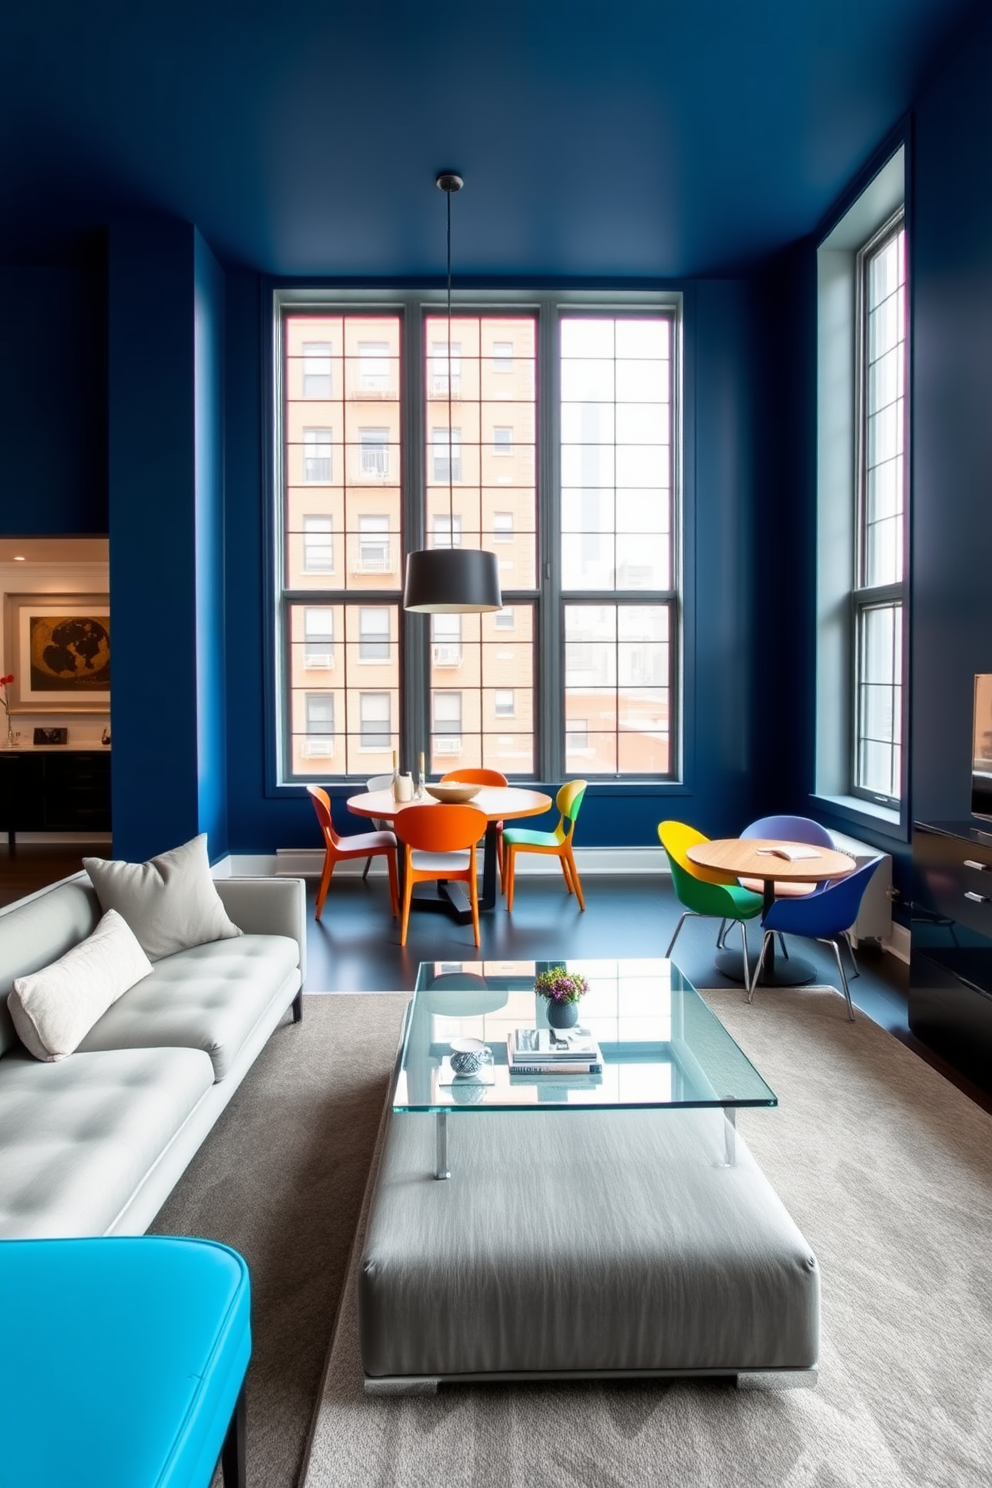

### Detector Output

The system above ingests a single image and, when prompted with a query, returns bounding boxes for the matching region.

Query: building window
[359,607,391,661]
[433,691,463,756]
[303,608,334,669]
[854,215,907,805]
[430,340,462,396]
[303,428,332,482]
[279,299,679,783]
[304,693,335,757]
[432,427,462,484]
[432,613,462,667]
[360,428,389,478]
[433,514,462,549]
[302,342,332,398]
[360,692,391,749]
[303,515,333,573]
[357,515,391,573]
[358,341,390,393]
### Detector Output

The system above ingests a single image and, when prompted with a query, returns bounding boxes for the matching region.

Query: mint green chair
[504,779,587,911]
[657,820,763,985]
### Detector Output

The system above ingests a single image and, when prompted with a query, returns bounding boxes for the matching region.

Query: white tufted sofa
[0,871,306,1238]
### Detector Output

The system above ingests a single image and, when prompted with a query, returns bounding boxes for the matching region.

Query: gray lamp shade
[403,547,503,614]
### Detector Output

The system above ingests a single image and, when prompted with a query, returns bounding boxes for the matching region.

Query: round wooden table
[685,838,856,986]
[347,786,552,923]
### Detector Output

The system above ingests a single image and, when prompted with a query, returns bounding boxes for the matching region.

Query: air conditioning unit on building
[434,737,462,756]
[432,645,462,667]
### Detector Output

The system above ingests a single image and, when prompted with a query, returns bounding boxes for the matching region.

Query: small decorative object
[101,727,111,746]
[448,1037,492,1076]
[395,771,414,802]
[416,751,426,798]
[1,674,18,748]
[534,966,590,1030]
[33,727,68,745]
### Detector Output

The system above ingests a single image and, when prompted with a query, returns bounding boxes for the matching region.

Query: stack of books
[506,1026,604,1075]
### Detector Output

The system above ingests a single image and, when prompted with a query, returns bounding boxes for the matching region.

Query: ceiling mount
[435,171,464,194]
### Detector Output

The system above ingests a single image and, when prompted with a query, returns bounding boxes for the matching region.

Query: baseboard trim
[218,846,667,879]
[881,920,910,965]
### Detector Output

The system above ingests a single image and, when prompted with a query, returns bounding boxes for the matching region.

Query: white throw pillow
[83,834,243,962]
[8,909,154,1062]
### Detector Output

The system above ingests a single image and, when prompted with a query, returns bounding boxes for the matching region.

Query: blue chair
[748,857,883,1020]
[0,1236,250,1488]
[716,814,836,954]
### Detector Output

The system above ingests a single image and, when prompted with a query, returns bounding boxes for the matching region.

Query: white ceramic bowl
[425,783,482,803]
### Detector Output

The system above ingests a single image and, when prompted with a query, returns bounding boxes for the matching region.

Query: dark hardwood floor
[0,840,109,908]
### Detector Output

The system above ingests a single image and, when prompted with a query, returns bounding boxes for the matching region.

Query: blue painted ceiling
[0,0,984,277]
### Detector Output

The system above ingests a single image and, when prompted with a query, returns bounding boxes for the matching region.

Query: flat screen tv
[972,675,992,820]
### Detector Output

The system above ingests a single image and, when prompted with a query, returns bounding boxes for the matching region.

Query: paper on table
[755,845,821,861]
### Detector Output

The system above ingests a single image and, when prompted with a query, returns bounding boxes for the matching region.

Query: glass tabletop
[395,958,777,1114]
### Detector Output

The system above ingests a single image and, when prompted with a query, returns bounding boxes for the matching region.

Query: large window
[815,145,907,822]
[854,216,906,805]
[278,298,680,783]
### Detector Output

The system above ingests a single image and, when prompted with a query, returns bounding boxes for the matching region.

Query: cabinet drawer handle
[964,891,990,903]
[964,860,991,872]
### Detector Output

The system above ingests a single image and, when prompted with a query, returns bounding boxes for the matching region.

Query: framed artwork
[3,594,111,712]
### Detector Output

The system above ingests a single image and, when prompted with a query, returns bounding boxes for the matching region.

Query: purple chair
[749,858,883,1020]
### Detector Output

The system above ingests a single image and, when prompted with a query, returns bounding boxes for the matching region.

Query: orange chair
[307,785,399,921]
[440,767,508,882]
[503,779,587,912]
[394,803,489,948]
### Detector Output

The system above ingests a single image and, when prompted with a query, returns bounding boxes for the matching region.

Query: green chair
[504,779,587,911]
[657,820,763,984]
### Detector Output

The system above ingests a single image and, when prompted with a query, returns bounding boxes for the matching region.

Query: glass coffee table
[400,958,776,1177]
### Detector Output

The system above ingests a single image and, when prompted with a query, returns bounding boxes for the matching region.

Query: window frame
[272,288,684,790]
[851,208,908,810]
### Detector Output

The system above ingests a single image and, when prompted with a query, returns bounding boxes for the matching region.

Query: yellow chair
[503,779,587,911]
[657,820,763,982]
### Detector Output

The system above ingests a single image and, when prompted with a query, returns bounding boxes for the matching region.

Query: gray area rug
[301,984,992,1488]
[150,992,411,1488]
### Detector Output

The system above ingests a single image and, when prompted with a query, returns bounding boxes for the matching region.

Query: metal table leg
[435,1112,451,1180]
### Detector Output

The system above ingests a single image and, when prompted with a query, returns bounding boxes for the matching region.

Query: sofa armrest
[214,878,307,986]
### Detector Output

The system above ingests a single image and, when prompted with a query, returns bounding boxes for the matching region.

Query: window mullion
[401,302,428,771]
[538,299,562,782]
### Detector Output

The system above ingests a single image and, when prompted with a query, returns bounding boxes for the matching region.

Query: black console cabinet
[911,820,992,1092]
[0,749,111,840]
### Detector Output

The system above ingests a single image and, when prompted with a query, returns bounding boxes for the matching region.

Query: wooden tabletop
[686,838,856,883]
[347,786,552,824]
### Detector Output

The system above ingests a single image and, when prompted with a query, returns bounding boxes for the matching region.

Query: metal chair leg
[739,918,751,991]
[822,937,856,1021]
[362,855,372,881]
[665,911,696,959]
[715,917,729,949]
[777,932,789,960]
[842,929,861,979]
[747,931,772,1003]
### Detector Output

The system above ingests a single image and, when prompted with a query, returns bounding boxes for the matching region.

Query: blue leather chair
[748,857,883,1020]
[0,1236,250,1488]
[716,814,836,953]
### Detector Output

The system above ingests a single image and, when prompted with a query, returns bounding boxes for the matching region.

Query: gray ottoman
[359,1106,819,1389]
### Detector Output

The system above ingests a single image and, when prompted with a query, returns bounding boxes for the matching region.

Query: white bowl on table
[424,783,482,804]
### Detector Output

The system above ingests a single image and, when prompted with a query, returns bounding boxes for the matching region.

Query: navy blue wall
[220,274,764,854]
[0,256,107,534]
[194,230,228,854]
[108,220,199,859]
[911,6,992,828]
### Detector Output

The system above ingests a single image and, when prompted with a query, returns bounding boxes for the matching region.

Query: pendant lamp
[403,172,503,614]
